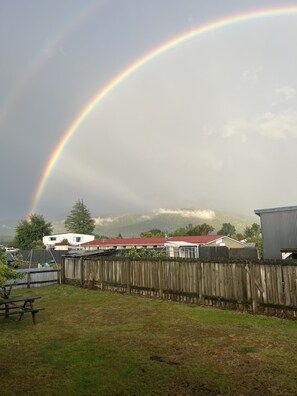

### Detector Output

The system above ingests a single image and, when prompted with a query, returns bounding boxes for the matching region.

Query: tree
[14,214,52,250]
[187,223,214,236]
[171,226,188,236]
[244,223,261,239]
[218,223,236,236]
[140,229,165,238]
[244,223,262,259]
[171,224,195,236]
[123,248,166,259]
[171,223,214,236]
[94,234,109,240]
[0,253,25,298]
[64,199,95,234]
[234,233,244,241]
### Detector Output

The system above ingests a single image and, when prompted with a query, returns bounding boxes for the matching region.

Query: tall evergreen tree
[64,199,95,234]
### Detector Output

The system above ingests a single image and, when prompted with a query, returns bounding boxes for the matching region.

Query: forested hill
[91,210,258,238]
[0,210,258,240]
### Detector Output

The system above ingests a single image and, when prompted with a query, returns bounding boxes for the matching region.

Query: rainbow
[27,5,297,217]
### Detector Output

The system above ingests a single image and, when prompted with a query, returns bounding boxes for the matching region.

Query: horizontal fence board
[6,268,61,290]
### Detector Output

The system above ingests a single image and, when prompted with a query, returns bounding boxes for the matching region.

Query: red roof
[81,235,225,247]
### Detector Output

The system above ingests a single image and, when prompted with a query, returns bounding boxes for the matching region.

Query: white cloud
[1,224,11,229]
[140,215,151,220]
[222,119,249,138]
[155,208,216,220]
[241,66,262,82]
[222,119,250,143]
[255,110,297,139]
[93,216,119,226]
[273,85,296,105]
[222,109,297,141]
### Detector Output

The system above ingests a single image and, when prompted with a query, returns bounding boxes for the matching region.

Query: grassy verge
[1,285,297,395]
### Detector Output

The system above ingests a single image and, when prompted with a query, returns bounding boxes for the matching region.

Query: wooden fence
[7,268,61,290]
[61,257,297,318]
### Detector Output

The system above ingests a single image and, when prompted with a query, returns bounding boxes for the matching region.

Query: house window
[50,237,56,241]
[180,247,197,258]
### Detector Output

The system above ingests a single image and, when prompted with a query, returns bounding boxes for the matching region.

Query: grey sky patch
[1,0,297,222]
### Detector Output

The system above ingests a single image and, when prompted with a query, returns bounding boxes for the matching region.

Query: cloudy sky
[1,0,297,221]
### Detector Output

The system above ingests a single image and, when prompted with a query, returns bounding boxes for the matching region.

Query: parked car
[5,247,19,254]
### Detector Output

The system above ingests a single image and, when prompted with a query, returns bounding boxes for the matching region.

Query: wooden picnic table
[0,296,44,324]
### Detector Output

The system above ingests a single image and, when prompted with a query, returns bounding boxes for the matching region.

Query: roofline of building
[255,205,297,216]
[164,241,198,247]
[204,235,247,246]
[43,232,95,237]
[80,235,241,247]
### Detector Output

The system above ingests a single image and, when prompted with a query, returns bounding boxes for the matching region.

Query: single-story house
[165,235,247,258]
[81,235,246,255]
[43,233,95,249]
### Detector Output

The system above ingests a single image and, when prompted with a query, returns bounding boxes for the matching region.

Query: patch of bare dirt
[168,379,221,396]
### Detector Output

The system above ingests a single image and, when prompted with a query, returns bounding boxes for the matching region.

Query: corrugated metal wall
[259,209,297,260]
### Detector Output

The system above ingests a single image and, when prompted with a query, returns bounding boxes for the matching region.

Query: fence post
[61,257,65,283]
[126,259,131,294]
[248,262,258,313]
[27,271,31,289]
[159,259,163,299]
[80,257,84,287]
[100,258,104,290]
[196,262,200,304]
[198,262,205,304]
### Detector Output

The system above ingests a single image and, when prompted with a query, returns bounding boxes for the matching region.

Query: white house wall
[43,233,95,248]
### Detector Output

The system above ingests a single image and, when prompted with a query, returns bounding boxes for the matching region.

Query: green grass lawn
[1,285,297,395]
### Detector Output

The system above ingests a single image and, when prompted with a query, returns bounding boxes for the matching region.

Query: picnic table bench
[0,296,44,324]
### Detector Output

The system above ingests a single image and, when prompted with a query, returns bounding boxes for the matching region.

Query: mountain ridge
[0,209,258,240]
[92,209,257,237]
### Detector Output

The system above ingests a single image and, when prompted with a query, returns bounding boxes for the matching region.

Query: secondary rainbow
[27,5,297,217]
